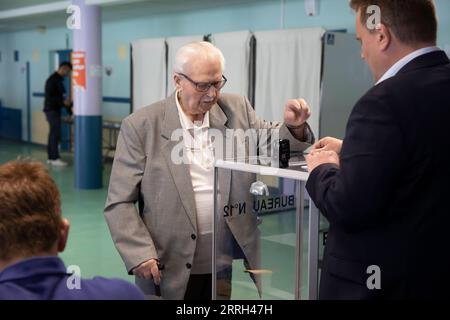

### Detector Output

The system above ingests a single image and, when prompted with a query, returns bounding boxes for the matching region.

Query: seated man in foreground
[0,160,145,300]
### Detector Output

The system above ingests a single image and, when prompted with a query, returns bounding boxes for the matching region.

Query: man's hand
[64,99,72,107]
[306,150,340,172]
[312,137,343,155]
[132,259,162,285]
[284,98,311,128]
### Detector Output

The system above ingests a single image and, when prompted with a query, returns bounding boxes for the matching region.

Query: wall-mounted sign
[72,51,86,89]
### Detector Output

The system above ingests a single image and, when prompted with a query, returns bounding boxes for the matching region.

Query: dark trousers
[45,111,61,160]
[184,274,212,300]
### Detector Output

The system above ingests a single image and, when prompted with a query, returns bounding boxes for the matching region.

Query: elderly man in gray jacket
[105,41,314,300]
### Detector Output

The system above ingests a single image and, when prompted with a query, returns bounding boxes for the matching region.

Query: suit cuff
[306,163,339,204]
[302,123,315,144]
[280,122,315,152]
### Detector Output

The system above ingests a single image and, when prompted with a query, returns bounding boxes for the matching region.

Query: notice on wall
[72,51,86,90]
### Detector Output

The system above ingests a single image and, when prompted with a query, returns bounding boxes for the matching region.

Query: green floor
[0,139,323,299]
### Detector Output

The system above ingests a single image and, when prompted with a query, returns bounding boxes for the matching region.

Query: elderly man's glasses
[177,73,227,92]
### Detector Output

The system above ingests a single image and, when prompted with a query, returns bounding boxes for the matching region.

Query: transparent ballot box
[213,156,320,300]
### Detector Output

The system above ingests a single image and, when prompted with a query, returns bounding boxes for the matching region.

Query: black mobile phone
[279,139,290,168]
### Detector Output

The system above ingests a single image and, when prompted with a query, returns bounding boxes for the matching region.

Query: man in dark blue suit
[306,0,450,299]
[0,161,145,300]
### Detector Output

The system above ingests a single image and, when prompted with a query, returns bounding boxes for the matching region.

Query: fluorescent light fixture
[0,1,70,20]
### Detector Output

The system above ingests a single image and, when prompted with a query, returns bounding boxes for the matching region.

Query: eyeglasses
[177,73,227,92]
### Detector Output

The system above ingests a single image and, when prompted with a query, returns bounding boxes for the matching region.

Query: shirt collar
[175,91,210,130]
[376,46,440,85]
[0,256,68,283]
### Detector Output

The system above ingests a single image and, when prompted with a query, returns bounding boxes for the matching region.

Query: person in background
[0,160,145,300]
[43,61,73,167]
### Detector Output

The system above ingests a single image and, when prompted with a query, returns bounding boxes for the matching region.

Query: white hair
[173,41,226,74]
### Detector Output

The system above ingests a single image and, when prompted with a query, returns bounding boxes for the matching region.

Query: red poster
[71,51,86,89]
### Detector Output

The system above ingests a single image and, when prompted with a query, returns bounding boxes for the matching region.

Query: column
[72,0,102,189]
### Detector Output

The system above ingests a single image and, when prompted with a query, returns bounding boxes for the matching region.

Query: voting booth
[131,30,372,140]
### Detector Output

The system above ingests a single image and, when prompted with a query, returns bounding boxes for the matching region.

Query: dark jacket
[306,51,450,299]
[44,72,66,112]
[0,256,145,300]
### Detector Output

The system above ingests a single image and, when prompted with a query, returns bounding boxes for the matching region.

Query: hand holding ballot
[306,149,340,172]
[312,136,343,155]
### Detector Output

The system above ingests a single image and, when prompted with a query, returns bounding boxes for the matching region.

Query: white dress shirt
[176,92,214,274]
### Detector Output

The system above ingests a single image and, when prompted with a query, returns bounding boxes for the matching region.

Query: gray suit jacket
[104,93,313,299]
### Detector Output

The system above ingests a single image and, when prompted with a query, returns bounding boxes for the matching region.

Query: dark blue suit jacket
[0,256,145,300]
[306,51,450,299]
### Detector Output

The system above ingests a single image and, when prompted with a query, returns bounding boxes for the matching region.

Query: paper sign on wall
[72,51,86,89]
